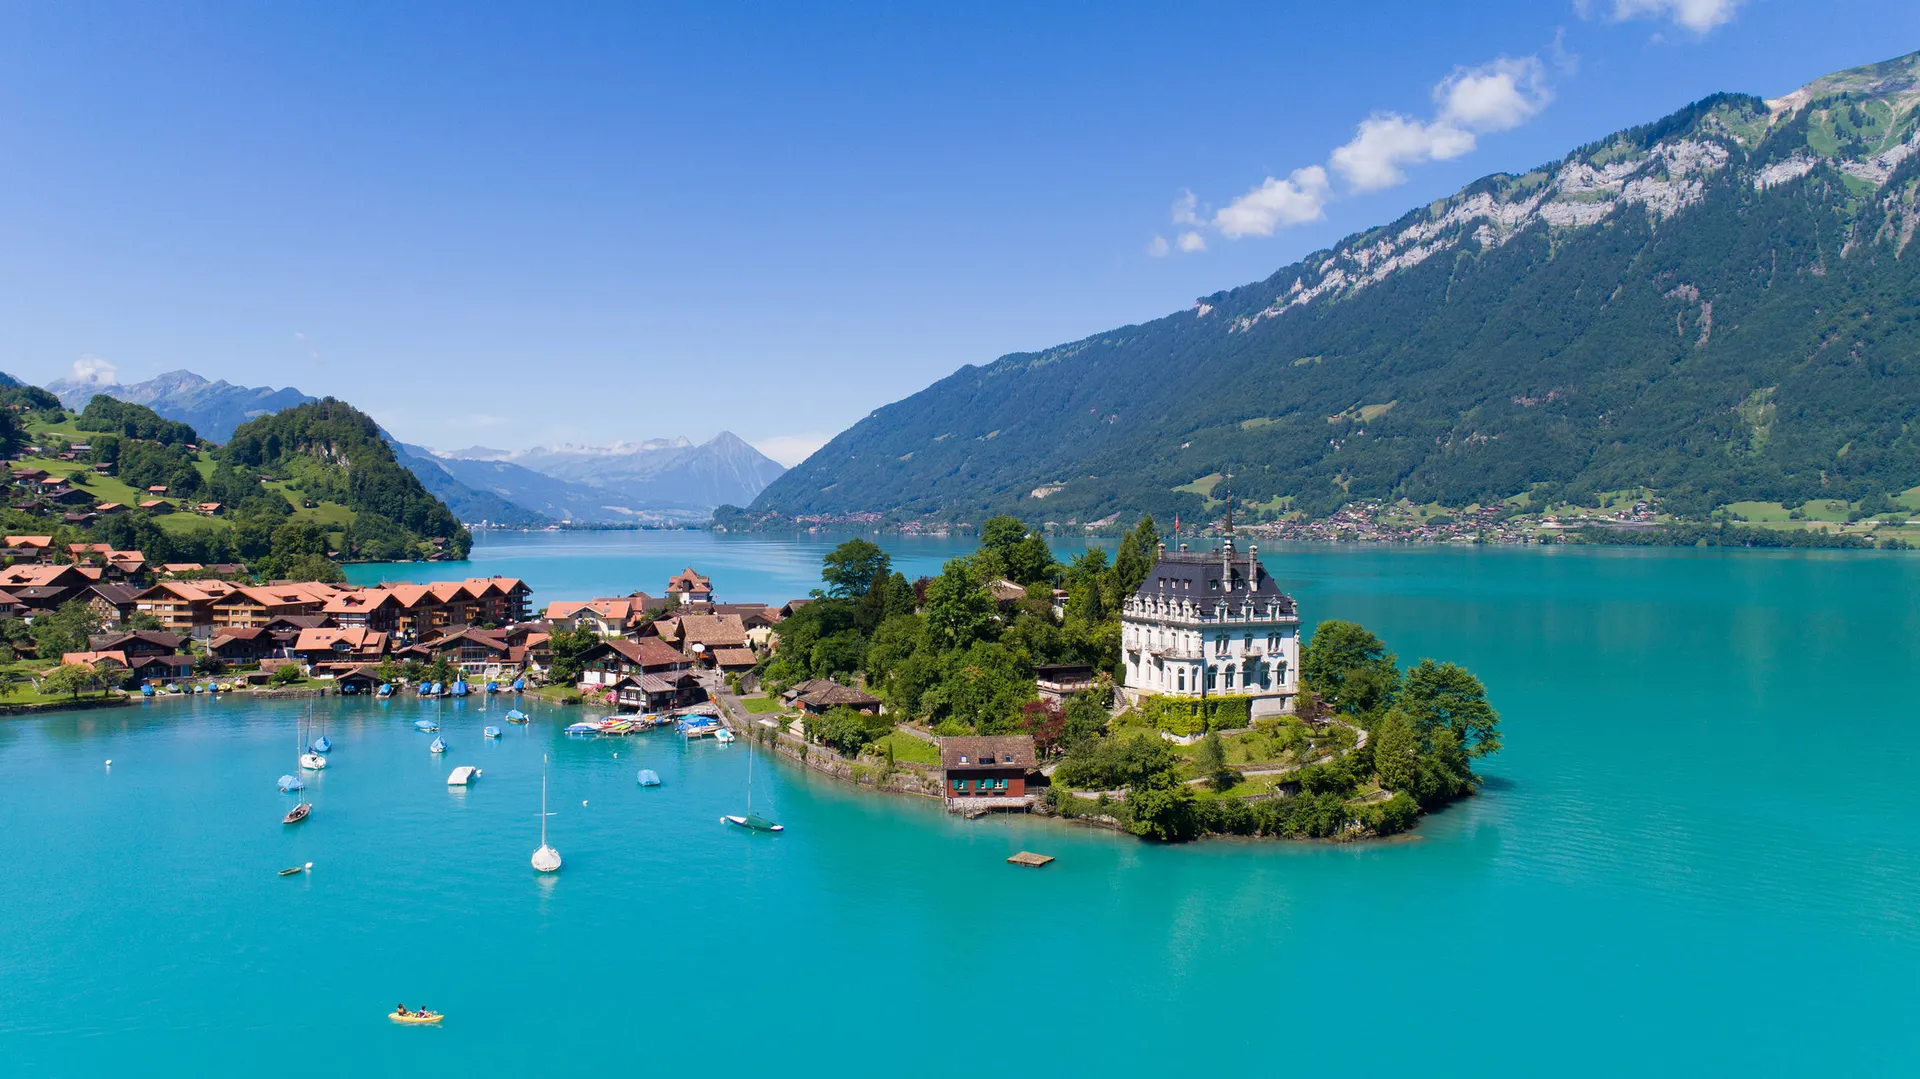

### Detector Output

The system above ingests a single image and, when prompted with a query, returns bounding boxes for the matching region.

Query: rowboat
[484,725,502,738]
[300,752,327,770]
[283,802,311,825]
[637,769,661,786]
[389,1011,443,1025]
[415,719,438,732]
[429,736,447,754]
[504,709,528,724]
[279,862,312,877]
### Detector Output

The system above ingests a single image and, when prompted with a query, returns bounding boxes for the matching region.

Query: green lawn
[873,730,941,766]
[154,512,229,536]
[741,696,786,714]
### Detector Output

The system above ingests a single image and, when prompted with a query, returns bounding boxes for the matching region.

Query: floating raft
[1007,851,1054,868]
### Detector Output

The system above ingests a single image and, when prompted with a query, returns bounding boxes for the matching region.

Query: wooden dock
[1007,851,1054,868]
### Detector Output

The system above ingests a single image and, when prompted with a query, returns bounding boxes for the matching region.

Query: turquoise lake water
[9,532,1920,1074]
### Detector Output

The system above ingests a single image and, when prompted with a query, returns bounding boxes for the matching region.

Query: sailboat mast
[746,733,753,814]
[541,755,549,846]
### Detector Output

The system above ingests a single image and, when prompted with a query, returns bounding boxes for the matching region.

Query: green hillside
[745,51,1920,527]
[10,396,469,575]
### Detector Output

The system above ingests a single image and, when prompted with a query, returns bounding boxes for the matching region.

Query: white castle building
[1120,529,1301,718]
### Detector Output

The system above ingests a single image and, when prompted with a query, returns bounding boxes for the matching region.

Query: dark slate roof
[1133,542,1295,613]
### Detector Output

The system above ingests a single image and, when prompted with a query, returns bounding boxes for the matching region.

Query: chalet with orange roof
[666,567,712,605]
[132,580,235,636]
[213,582,342,629]
[292,626,390,664]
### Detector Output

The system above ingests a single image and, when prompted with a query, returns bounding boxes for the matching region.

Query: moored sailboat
[532,755,561,872]
[723,730,782,832]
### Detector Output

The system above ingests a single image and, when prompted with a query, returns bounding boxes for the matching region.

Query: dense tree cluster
[219,398,471,559]
[767,517,1161,747]
[75,397,199,446]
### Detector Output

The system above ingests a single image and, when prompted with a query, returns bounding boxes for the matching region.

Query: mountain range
[410,433,785,525]
[36,369,784,525]
[745,49,1920,526]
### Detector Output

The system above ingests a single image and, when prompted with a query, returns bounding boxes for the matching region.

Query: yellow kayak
[389,1011,443,1024]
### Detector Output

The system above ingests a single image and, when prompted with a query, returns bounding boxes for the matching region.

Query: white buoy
[304,861,313,872]
[105,759,112,767]
[582,800,588,806]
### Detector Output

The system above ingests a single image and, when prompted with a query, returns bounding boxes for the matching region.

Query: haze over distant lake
[9,532,1920,1072]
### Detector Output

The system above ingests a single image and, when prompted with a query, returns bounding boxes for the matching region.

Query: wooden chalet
[940,735,1037,810]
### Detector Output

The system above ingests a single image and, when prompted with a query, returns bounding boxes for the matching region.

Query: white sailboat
[723,730,783,832]
[532,754,562,872]
[291,698,322,764]
[298,701,327,769]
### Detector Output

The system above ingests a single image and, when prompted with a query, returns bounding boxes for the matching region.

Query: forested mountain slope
[747,51,1920,525]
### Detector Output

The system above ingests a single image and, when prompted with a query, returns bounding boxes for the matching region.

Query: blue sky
[1,1,1915,463]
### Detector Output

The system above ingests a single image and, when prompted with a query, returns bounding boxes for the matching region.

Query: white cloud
[751,433,831,468]
[1177,51,1552,247]
[1594,0,1744,33]
[1147,234,1171,257]
[1212,166,1332,238]
[1436,56,1551,131]
[1330,114,1475,192]
[1171,190,1201,226]
[70,355,119,386]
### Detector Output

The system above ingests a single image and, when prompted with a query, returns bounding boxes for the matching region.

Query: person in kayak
[397,1004,410,1016]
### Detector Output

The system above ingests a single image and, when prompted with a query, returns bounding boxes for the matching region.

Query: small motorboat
[429,736,447,754]
[723,813,783,833]
[283,802,312,825]
[310,735,332,753]
[278,774,305,792]
[279,862,313,877]
[377,683,394,698]
[299,752,328,771]
[447,765,481,785]
[389,1010,443,1025]
[484,725,502,738]
[637,769,661,787]
[714,728,736,744]
[504,709,528,724]
[415,719,439,732]
[564,722,597,736]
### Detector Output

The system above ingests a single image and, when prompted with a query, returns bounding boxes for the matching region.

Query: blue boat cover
[429,736,446,752]
[564,722,596,733]
[484,725,502,737]
[505,709,528,720]
[310,736,332,753]
[637,769,660,785]
[512,679,524,690]
[277,774,304,791]
[415,719,438,731]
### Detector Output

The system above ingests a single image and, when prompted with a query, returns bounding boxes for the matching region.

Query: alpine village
[0,381,1497,845]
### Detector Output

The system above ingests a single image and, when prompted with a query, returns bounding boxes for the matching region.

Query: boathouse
[940,735,1036,814]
